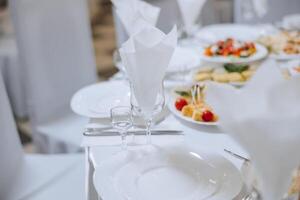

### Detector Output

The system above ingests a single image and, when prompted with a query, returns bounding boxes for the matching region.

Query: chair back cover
[234,0,300,23]
[0,72,23,199]
[9,0,97,124]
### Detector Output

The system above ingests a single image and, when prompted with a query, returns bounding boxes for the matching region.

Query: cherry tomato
[202,110,214,122]
[204,48,213,56]
[175,98,188,111]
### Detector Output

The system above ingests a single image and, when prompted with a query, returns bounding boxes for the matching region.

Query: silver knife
[224,149,250,162]
[83,129,183,137]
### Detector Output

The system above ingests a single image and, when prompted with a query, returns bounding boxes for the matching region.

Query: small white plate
[116,47,201,74]
[167,85,218,126]
[71,81,130,118]
[200,43,268,64]
[93,145,243,200]
[71,81,170,125]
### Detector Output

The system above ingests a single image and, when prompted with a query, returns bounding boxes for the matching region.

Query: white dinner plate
[167,85,218,126]
[115,47,201,74]
[93,145,243,200]
[196,24,261,43]
[200,43,268,64]
[71,81,130,118]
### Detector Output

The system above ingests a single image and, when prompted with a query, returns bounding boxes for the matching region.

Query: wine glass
[110,106,133,150]
[130,82,165,145]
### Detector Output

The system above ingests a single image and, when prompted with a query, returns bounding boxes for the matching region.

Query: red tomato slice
[175,98,188,111]
[202,110,214,122]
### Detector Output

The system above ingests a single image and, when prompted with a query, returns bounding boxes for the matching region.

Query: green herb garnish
[224,63,249,73]
[175,90,191,97]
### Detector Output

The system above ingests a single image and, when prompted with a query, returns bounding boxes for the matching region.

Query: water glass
[110,106,133,150]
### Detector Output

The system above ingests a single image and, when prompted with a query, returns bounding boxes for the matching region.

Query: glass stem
[121,131,127,150]
[146,118,152,145]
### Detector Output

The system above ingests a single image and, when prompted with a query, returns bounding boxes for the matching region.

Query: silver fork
[224,149,261,200]
[243,188,260,200]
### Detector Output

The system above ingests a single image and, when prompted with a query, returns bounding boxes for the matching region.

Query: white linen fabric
[112,0,160,36]
[0,60,24,200]
[0,37,27,118]
[0,71,85,200]
[177,0,206,31]
[252,0,268,18]
[113,0,181,47]
[206,59,300,200]
[119,26,177,113]
[10,0,97,153]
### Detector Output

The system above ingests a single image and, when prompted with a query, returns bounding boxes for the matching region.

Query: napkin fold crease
[206,59,300,200]
[177,0,206,31]
[120,26,177,112]
[112,0,160,36]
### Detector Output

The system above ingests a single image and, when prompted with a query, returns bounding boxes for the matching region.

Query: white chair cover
[9,0,98,152]
[0,70,85,200]
[234,0,300,24]
[0,64,24,200]
[0,37,27,119]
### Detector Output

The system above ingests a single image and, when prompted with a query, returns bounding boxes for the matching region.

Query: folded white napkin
[119,26,177,113]
[177,0,206,31]
[252,0,268,18]
[206,59,300,200]
[282,14,300,30]
[111,0,160,36]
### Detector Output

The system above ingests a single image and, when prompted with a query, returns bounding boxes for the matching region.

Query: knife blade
[83,129,183,137]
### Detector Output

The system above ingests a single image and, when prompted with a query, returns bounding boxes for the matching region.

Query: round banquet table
[81,76,249,200]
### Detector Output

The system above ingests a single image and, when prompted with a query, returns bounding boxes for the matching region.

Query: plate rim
[70,80,129,118]
[93,145,243,200]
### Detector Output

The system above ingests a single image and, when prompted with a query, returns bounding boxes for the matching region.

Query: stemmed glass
[130,82,165,145]
[110,106,133,150]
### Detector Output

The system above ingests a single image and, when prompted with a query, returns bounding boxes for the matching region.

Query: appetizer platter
[192,63,258,86]
[258,30,300,60]
[168,83,218,126]
[201,38,268,63]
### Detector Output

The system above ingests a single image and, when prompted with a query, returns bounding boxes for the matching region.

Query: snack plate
[167,85,219,126]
